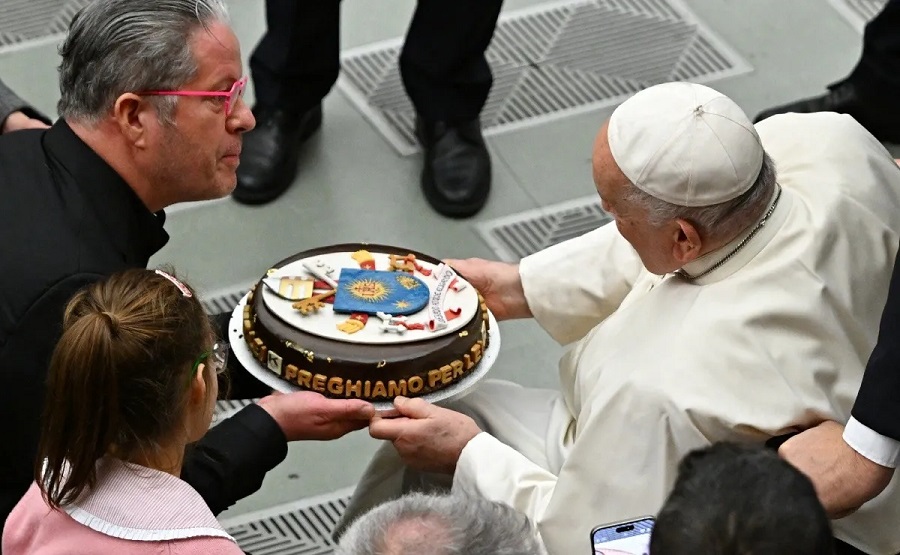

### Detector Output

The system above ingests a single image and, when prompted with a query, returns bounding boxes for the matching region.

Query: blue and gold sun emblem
[348,278,390,302]
[333,269,430,316]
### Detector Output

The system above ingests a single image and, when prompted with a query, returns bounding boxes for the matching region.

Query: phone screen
[591,517,654,555]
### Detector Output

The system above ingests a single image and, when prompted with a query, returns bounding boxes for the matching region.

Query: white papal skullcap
[607,82,763,207]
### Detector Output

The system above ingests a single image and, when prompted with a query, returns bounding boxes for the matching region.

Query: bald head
[380,515,454,555]
[335,492,544,555]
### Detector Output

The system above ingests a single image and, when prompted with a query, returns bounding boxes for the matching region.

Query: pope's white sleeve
[844,417,900,468]
[453,432,558,525]
[519,222,644,345]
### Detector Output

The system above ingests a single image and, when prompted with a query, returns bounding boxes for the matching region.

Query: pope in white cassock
[339,82,900,555]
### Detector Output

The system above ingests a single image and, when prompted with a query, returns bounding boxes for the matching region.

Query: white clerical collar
[675,184,792,285]
[53,457,235,543]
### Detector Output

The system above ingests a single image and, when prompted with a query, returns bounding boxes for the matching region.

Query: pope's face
[147,22,255,203]
[592,121,680,275]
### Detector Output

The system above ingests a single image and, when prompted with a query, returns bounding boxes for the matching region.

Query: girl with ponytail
[3,268,243,554]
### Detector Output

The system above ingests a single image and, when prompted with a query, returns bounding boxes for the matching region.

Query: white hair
[335,492,545,555]
[622,152,778,242]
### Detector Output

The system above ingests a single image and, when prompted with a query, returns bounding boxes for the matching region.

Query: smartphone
[590,516,655,555]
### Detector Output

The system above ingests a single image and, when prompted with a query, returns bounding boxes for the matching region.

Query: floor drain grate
[0,0,90,51]
[221,489,353,555]
[827,0,885,31]
[476,195,611,261]
[338,0,751,155]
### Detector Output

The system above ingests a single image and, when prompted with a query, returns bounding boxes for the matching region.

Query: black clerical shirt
[0,121,287,533]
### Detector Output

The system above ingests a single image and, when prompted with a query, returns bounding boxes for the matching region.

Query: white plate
[227,292,500,415]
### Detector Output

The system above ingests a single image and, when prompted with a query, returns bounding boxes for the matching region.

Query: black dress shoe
[417,118,492,218]
[233,104,323,205]
[754,80,900,143]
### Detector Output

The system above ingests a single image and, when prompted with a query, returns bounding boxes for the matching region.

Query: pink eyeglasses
[138,76,248,117]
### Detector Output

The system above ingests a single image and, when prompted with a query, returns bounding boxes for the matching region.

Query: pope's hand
[369,396,482,474]
[1,111,49,134]
[445,258,531,321]
[257,391,375,441]
[779,420,894,518]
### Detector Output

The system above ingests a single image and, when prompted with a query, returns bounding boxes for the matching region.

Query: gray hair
[622,152,777,242]
[336,492,545,555]
[57,0,230,124]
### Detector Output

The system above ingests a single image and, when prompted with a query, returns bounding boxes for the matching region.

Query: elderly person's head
[593,83,777,275]
[58,0,255,211]
[336,492,545,555]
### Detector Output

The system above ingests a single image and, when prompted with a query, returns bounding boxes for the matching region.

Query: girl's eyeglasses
[192,342,229,376]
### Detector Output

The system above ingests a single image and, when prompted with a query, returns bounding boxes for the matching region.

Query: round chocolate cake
[242,244,489,401]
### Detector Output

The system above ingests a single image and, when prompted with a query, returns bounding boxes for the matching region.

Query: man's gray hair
[623,152,778,242]
[57,0,230,124]
[336,492,545,555]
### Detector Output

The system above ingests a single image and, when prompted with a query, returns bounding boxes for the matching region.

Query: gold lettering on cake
[464,354,474,370]
[346,380,363,398]
[364,381,372,397]
[327,377,343,395]
[440,365,453,384]
[451,360,465,379]
[297,370,312,389]
[388,380,407,397]
[285,365,298,381]
[428,370,443,389]
[471,341,483,364]
[243,319,251,332]
[312,374,326,392]
[372,381,387,398]
[408,376,424,393]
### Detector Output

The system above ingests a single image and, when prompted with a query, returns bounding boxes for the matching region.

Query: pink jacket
[2,458,242,554]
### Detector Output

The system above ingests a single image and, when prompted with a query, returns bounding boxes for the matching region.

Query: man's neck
[67,118,165,213]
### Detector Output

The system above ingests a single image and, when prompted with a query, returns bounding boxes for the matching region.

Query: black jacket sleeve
[181,404,288,515]
[0,78,51,133]
[852,247,900,441]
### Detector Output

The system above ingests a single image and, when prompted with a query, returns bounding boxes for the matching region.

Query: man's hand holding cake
[257,391,375,441]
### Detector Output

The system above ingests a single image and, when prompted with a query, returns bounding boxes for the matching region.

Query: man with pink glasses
[0,0,375,543]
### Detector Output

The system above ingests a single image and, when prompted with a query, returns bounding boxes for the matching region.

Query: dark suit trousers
[249,0,503,122]
[848,0,900,101]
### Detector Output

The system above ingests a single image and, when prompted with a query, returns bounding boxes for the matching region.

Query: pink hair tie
[154,269,193,298]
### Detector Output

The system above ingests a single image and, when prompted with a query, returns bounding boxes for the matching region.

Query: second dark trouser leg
[848,0,900,101]
[249,0,341,114]
[400,0,504,122]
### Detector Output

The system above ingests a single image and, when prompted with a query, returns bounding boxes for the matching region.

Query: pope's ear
[672,218,702,264]
[113,93,155,146]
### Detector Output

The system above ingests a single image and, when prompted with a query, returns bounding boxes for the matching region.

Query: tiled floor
[1,0,895,521]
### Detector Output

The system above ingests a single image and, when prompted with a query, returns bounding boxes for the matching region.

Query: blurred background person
[233,0,501,218]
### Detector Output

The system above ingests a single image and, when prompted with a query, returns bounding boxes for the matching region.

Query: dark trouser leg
[249,0,341,114]
[211,312,273,400]
[235,0,340,205]
[399,0,504,122]
[847,0,900,102]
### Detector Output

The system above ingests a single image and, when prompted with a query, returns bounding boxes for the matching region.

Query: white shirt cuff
[843,417,900,468]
